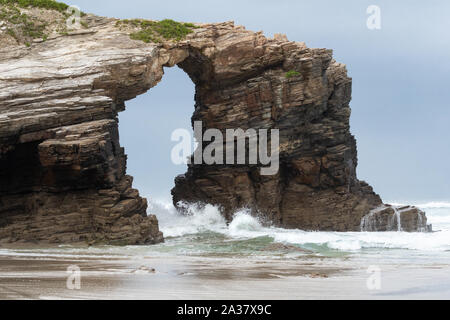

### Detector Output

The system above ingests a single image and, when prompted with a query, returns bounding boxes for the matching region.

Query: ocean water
[1,200,449,260]
[0,202,450,278]
[148,200,450,257]
[1,200,449,299]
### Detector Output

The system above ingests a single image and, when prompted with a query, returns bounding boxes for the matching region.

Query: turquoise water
[1,201,449,263]
[152,201,450,254]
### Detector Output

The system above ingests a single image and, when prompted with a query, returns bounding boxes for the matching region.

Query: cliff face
[0,7,428,243]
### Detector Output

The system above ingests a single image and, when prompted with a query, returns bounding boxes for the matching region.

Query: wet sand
[1,249,450,300]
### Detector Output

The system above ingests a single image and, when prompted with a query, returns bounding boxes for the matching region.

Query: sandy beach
[1,203,450,300]
[1,202,450,300]
[1,245,449,300]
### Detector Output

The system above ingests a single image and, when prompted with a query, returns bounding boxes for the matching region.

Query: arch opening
[118,66,195,203]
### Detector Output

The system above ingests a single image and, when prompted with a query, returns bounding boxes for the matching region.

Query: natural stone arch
[0,16,428,244]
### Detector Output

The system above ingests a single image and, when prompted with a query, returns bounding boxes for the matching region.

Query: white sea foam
[380,201,450,226]
[389,201,450,209]
[417,202,450,209]
[149,199,450,252]
[228,210,264,237]
[3,200,447,259]
[150,200,227,237]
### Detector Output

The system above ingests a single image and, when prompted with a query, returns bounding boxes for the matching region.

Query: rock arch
[0,18,427,244]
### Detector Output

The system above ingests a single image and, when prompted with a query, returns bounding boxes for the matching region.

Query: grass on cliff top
[0,0,89,46]
[117,18,199,43]
[0,0,69,12]
[1,4,47,44]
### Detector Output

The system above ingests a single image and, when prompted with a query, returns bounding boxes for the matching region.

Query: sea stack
[0,4,429,244]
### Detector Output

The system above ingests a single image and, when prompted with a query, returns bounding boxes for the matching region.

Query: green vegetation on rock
[285,70,301,78]
[0,4,47,42]
[0,0,69,12]
[117,18,198,43]
[0,0,89,46]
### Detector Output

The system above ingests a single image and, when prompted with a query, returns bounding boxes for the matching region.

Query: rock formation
[0,3,429,244]
[361,205,431,232]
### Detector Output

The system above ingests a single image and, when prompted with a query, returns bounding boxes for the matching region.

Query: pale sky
[71,0,450,202]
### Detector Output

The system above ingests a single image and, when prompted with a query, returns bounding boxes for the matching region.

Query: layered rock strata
[0,9,429,243]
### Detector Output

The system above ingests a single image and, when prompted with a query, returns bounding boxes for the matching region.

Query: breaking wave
[1,201,449,260]
[148,200,450,253]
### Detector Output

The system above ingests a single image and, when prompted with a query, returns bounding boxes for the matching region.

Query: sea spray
[360,209,378,231]
[147,199,450,253]
[228,210,264,237]
[362,205,406,232]
[387,207,402,231]
[360,205,389,231]
[149,201,227,237]
[417,210,425,232]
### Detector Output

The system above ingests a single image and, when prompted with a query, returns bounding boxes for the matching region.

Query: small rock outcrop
[361,205,430,232]
[0,4,429,243]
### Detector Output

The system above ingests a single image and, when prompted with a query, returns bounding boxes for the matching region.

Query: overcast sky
[72,0,450,203]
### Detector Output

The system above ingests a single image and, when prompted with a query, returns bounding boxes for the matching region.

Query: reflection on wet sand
[1,248,449,300]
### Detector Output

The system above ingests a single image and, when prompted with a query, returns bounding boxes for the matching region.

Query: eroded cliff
[0,3,429,244]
